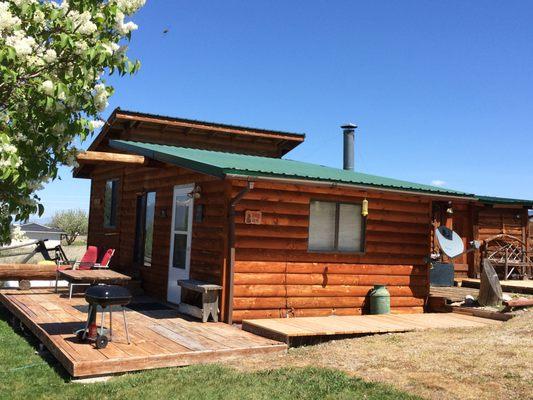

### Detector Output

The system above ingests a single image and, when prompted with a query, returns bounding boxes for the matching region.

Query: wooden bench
[177,279,223,322]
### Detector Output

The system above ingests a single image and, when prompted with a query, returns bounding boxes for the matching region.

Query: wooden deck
[0,289,286,377]
[430,286,482,302]
[242,313,501,345]
[430,285,532,302]
[459,278,533,295]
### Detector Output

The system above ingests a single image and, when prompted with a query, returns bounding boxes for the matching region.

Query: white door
[167,184,194,303]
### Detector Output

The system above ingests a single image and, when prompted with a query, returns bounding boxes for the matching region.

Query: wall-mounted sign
[245,210,262,225]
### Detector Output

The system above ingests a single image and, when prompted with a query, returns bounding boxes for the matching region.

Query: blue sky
[37,1,533,220]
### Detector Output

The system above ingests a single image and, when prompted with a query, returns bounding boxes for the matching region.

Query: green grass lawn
[0,306,421,400]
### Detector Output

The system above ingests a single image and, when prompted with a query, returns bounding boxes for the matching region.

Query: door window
[171,194,192,269]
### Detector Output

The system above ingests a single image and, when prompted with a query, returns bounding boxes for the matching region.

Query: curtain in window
[338,203,362,251]
[308,201,336,251]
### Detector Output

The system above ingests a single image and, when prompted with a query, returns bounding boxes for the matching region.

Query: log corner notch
[76,151,149,166]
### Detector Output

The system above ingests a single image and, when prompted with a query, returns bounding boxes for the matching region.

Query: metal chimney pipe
[341,123,357,170]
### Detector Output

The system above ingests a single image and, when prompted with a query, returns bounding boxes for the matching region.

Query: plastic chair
[55,246,98,293]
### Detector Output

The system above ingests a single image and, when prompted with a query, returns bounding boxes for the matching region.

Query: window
[308,200,364,252]
[133,191,156,267]
[103,179,119,228]
[171,193,192,269]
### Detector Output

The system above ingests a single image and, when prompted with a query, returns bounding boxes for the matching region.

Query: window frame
[103,178,119,229]
[133,191,157,267]
[307,198,367,254]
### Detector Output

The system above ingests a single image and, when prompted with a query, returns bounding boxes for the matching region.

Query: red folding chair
[94,248,115,270]
[55,246,98,293]
[67,248,115,299]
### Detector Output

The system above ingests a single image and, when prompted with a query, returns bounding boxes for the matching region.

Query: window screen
[103,179,118,228]
[308,200,364,252]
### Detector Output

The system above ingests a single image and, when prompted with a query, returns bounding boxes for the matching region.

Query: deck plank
[0,288,286,377]
[242,312,501,345]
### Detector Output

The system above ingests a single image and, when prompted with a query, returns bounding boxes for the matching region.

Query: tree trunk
[65,234,78,245]
[478,259,503,307]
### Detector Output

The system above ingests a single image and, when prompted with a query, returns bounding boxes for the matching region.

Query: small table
[178,279,222,322]
[59,269,131,299]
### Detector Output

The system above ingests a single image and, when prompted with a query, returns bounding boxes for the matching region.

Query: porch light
[188,185,202,199]
[362,199,369,217]
[446,201,453,216]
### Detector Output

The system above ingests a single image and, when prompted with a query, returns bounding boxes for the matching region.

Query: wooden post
[504,248,509,280]
[478,259,503,307]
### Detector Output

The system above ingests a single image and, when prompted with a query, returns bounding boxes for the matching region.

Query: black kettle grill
[76,285,132,349]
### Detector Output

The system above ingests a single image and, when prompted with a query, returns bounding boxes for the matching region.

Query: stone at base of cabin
[478,259,503,307]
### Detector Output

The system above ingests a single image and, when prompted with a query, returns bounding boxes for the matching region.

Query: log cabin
[74,108,533,323]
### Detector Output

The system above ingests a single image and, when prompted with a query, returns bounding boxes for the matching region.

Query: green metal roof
[109,140,475,197]
[477,195,533,207]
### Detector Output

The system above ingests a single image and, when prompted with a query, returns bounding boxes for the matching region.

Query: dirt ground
[225,312,533,400]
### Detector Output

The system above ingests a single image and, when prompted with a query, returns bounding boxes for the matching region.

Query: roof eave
[108,139,226,179]
[224,172,476,201]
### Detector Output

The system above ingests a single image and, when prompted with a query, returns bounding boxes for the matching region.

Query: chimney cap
[341,123,357,130]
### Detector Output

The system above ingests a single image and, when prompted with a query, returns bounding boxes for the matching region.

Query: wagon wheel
[95,334,109,349]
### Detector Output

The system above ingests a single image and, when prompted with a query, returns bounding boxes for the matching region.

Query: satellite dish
[435,226,464,258]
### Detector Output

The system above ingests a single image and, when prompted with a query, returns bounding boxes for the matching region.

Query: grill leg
[100,307,106,337]
[82,304,95,341]
[122,307,130,345]
[110,307,113,342]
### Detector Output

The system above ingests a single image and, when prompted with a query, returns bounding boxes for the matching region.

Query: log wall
[107,126,290,157]
[230,179,432,322]
[477,207,528,242]
[87,164,228,301]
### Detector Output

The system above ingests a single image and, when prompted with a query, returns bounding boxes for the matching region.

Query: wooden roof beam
[115,112,305,142]
[76,151,149,166]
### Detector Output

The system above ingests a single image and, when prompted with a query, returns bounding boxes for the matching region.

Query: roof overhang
[107,140,477,201]
[477,195,533,208]
[86,108,305,153]
[74,108,306,178]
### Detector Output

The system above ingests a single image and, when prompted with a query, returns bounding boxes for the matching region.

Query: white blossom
[5,30,36,57]
[41,80,54,95]
[116,0,146,15]
[93,83,109,112]
[103,42,120,54]
[0,1,21,32]
[0,0,145,243]
[115,11,138,35]
[11,0,37,7]
[52,122,66,134]
[74,40,88,55]
[89,119,105,131]
[10,225,28,244]
[0,143,17,154]
[43,49,57,63]
[70,10,97,35]
[33,9,45,24]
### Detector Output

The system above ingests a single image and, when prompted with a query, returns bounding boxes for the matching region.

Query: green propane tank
[369,284,390,314]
